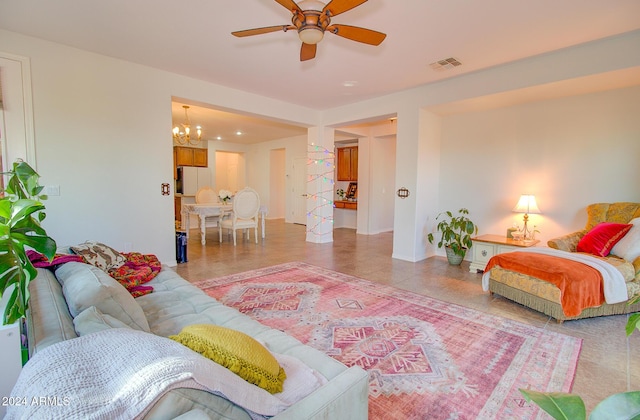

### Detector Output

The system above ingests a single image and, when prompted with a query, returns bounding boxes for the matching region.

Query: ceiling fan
[232,0,386,61]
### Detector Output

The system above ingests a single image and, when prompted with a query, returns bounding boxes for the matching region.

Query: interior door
[292,156,307,225]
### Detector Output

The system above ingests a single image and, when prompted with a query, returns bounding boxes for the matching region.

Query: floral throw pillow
[70,241,126,271]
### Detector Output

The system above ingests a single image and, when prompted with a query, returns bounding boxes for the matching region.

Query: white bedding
[481,247,628,304]
[6,328,326,420]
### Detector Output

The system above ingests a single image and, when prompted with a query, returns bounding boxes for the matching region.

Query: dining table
[182,202,268,245]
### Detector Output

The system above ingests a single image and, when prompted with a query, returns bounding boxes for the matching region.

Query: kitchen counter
[335,200,357,210]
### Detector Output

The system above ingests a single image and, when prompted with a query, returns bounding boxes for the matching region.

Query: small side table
[469,234,539,273]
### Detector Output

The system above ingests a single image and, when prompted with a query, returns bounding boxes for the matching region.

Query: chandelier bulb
[172,105,203,145]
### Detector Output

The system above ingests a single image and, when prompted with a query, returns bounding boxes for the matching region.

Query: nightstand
[469,234,539,273]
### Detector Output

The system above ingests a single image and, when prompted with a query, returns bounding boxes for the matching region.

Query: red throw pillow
[577,222,632,257]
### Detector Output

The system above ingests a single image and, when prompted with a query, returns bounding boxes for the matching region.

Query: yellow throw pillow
[169,324,286,394]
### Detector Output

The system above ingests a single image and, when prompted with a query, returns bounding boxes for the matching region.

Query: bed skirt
[488,266,640,321]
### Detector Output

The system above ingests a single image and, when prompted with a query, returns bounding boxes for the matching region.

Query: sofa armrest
[26,269,78,356]
[547,230,587,252]
[272,366,369,420]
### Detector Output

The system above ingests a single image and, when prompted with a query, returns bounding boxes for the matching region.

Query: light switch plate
[46,185,61,196]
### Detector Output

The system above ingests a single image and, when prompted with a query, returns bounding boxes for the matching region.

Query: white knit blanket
[481,247,628,304]
[6,328,303,420]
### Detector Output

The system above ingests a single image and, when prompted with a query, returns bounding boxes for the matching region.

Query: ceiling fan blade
[232,25,295,37]
[300,43,317,61]
[274,0,302,14]
[327,24,386,45]
[322,0,367,17]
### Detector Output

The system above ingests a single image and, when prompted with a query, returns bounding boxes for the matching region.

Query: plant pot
[445,247,465,266]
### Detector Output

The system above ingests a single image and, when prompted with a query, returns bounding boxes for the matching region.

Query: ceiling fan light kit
[232,0,386,61]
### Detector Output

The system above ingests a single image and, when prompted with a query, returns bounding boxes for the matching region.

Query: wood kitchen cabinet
[174,196,182,222]
[174,146,208,167]
[336,146,358,181]
[334,200,357,210]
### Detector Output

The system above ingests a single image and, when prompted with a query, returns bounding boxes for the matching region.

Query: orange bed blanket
[484,252,604,316]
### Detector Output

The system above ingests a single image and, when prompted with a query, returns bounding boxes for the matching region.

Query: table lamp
[513,194,541,240]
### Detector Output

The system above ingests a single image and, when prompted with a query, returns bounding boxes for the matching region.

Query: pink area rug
[195,262,581,419]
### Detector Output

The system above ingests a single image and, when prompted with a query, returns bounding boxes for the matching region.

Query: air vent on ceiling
[429,57,462,72]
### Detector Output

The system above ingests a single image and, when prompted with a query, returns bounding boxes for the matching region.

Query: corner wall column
[306,126,335,243]
[392,107,441,261]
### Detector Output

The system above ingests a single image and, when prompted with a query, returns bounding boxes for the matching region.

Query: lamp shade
[513,195,541,214]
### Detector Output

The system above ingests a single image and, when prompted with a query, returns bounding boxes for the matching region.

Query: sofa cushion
[612,218,640,262]
[169,324,286,394]
[73,306,131,336]
[577,222,632,257]
[70,241,126,271]
[55,262,150,332]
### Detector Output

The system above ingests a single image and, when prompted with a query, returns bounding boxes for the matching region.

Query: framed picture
[346,182,358,199]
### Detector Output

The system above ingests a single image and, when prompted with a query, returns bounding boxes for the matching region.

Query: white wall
[269,149,286,218]
[1,28,638,264]
[214,151,245,193]
[438,85,640,248]
[0,30,318,265]
[323,31,640,261]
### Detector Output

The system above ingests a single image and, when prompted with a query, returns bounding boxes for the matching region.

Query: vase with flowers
[218,189,233,204]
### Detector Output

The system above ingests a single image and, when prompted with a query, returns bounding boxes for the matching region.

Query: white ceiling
[2,0,640,143]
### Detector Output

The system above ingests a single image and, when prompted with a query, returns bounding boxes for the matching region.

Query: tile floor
[174,219,640,414]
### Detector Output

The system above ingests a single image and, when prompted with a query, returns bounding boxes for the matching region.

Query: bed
[483,202,640,321]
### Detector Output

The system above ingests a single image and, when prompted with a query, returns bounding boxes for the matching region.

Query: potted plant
[427,208,478,265]
[1,160,56,326]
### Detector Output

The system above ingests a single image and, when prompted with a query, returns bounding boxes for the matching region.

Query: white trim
[0,51,36,168]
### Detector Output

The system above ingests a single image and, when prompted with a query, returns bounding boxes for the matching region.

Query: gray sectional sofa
[23,262,369,419]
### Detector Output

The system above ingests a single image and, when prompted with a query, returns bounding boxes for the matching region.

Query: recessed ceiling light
[236,131,242,136]
[216,136,222,141]
[342,81,358,87]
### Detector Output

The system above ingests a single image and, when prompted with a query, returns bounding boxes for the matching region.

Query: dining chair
[195,186,218,205]
[195,186,224,234]
[218,187,260,245]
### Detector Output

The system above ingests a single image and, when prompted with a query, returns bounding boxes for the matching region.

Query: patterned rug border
[194,261,583,418]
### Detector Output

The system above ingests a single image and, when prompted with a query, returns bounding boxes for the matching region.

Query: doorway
[215,151,245,192]
[269,149,286,218]
[292,156,307,225]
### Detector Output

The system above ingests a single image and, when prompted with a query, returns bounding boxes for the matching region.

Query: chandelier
[172,105,202,145]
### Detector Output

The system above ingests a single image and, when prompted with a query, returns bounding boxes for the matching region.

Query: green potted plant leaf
[1,160,57,326]
[427,208,478,265]
[519,388,640,420]
[519,296,640,419]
